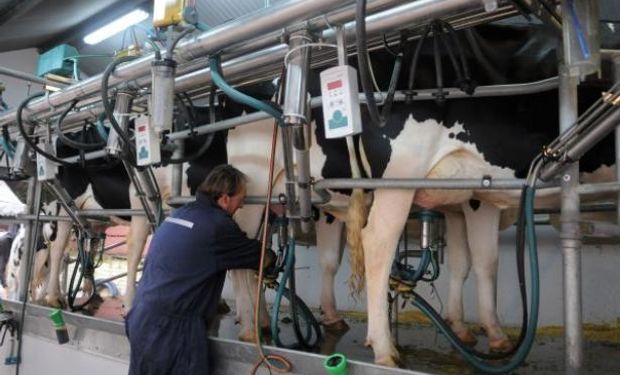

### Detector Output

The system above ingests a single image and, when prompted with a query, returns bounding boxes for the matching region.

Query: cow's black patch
[53,105,228,212]
[469,199,481,211]
[308,22,615,186]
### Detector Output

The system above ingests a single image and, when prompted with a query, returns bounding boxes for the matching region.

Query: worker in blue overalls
[126,164,274,374]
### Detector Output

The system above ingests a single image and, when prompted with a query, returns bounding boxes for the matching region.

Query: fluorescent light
[83,9,149,45]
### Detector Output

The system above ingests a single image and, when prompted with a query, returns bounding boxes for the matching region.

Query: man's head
[198,164,248,215]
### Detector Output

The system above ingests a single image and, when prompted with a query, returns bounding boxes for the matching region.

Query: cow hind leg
[463,201,512,352]
[45,220,72,307]
[317,215,348,332]
[124,215,150,310]
[362,189,414,367]
[444,210,478,347]
[230,205,270,342]
[30,248,50,302]
[230,269,269,342]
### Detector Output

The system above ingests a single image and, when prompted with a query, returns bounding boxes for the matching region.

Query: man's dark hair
[198,164,247,201]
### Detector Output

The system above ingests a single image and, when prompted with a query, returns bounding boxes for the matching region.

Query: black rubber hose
[55,100,106,151]
[437,23,464,87]
[16,92,73,167]
[440,20,475,94]
[288,265,316,349]
[509,186,530,354]
[432,23,445,103]
[67,231,96,311]
[407,23,432,94]
[380,45,404,121]
[101,56,139,154]
[182,92,197,122]
[163,94,215,164]
[464,29,506,84]
[356,0,383,127]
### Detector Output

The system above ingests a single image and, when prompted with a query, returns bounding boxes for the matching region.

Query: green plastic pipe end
[49,309,70,344]
[49,309,65,327]
[324,353,347,375]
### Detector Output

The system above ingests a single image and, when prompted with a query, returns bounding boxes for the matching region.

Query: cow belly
[412,150,513,209]
[415,189,473,209]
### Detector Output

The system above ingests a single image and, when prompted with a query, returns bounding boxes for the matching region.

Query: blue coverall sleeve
[214,216,263,271]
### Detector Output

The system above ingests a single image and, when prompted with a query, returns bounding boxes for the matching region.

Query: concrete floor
[90,296,620,374]
[209,309,620,375]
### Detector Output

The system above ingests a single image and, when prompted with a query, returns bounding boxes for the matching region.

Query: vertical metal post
[613,54,620,225]
[17,177,40,301]
[336,26,347,66]
[171,140,185,197]
[559,64,583,375]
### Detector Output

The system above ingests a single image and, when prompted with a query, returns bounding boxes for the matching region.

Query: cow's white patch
[385,115,518,208]
[164,217,194,229]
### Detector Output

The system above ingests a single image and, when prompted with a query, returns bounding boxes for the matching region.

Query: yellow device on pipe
[153,0,187,27]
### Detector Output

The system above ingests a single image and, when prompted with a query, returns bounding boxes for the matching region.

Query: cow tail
[346,188,368,296]
[344,135,370,297]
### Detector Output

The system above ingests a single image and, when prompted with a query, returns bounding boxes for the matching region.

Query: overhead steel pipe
[3,0,505,134]
[0,66,62,87]
[322,0,489,42]
[0,0,354,128]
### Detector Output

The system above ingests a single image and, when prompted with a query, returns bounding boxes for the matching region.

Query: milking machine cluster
[389,209,444,295]
[261,197,322,349]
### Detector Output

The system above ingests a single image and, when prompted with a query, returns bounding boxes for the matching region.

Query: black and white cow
[0,226,18,288]
[43,97,287,341]
[303,24,616,365]
[3,207,57,300]
[41,89,349,341]
[37,21,616,365]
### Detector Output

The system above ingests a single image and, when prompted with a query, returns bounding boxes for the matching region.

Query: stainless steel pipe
[313,177,558,192]
[558,65,583,375]
[3,0,501,134]
[0,66,61,87]
[0,0,353,128]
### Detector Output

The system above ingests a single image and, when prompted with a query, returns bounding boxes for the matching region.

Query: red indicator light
[327,80,342,90]
[138,126,146,132]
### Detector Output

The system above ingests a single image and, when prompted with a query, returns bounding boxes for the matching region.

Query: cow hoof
[375,354,399,368]
[45,297,66,309]
[445,318,478,347]
[261,326,272,337]
[490,337,514,353]
[456,329,478,347]
[238,331,256,342]
[322,319,350,334]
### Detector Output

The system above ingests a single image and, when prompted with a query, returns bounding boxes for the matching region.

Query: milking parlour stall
[0,0,619,374]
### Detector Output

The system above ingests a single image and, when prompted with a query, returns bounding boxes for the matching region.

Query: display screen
[327,80,342,90]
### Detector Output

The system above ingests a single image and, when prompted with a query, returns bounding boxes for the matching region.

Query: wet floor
[210,309,620,375]
[91,297,620,374]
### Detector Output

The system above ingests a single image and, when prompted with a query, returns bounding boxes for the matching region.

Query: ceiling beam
[0,0,45,27]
